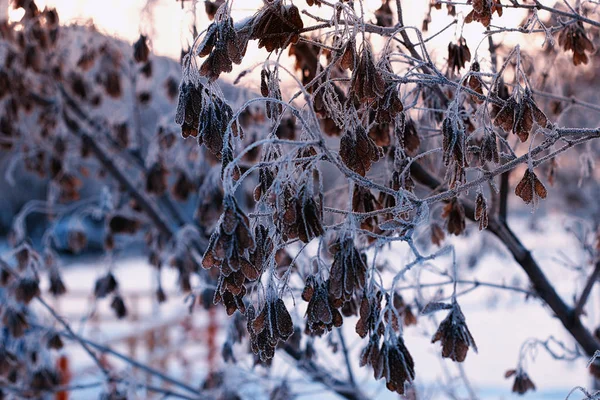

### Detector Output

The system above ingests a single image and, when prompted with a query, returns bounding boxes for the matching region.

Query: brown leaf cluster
[273,184,324,243]
[474,192,488,230]
[329,237,368,305]
[447,38,471,74]
[558,21,594,66]
[350,46,385,103]
[442,116,466,187]
[479,131,499,164]
[442,198,466,236]
[204,0,225,20]
[250,1,304,52]
[374,0,394,27]
[395,115,421,157]
[133,34,150,63]
[352,186,381,234]
[465,0,503,27]
[432,302,477,362]
[198,17,249,82]
[466,61,484,103]
[361,333,416,395]
[302,275,343,335]
[261,68,283,120]
[340,125,382,176]
[515,169,547,205]
[356,291,384,338]
[505,369,536,394]
[493,90,548,142]
[247,297,294,361]
[203,198,259,315]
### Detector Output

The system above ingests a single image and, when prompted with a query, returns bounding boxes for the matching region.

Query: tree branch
[282,344,367,400]
[61,103,359,400]
[410,162,600,357]
[574,260,600,317]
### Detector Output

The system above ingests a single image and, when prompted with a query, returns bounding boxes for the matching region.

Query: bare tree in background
[1,0,600,399]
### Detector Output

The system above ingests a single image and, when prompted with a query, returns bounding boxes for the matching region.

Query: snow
[40,213,598,399]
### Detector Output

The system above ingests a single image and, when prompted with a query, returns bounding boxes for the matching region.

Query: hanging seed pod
[133,34,150,63]
[352,185,381,233]
[103,70,122,98]
[360,333,381,367]
[350,45,385,103]
[493,96,517,133]
[356,291,384,338]
[338,39,356,71]
[197,96,237,159]
[251,2,304,52]
[395,114,420,157]
[329,237,367,305]
[261,68,283,120]
[30,367,60,391]
[94,272,118,298]
[430,222,446,247]
[442,197,466,236]
[465,0,503,27]
[442,116,465,168]
[447,38,471,73]
[146,162,168,195]
[514,90,548,142]
[110,295,127,319]
[175,81,205,139]
[248,296,294,361]
[515,169,547,205]
[302,276,343,336]
[46,331,64,350]
[505,369,536,394]
[373,334,416,394]
[432,301,477,362]
[204,0,225,20]
[480,130,499,164]
[340,125,382,177]
[67,229,87,254]
[273,183,324,243]
[466,61,484,103]
[199,16,248,82]
[474,192,488,230]
[558,21,594,66]
[15,277,40,304]
[249,225,272,274]
[3,307,29,338]
[374,0,394,27]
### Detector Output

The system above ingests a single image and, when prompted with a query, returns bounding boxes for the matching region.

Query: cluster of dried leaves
[558,21,595,66]
[173,3,562,389]
[4,0,600,397]
[0,246,70,396]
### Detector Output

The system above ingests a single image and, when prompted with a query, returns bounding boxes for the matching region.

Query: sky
[6,0,531,81]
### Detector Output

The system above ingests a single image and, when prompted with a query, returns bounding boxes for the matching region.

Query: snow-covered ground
[38,212,598,399]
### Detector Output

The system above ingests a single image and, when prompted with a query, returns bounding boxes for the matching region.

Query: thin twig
[574,260,600,316]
